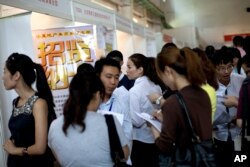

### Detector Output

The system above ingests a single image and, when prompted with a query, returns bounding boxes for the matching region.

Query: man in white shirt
[95,58,133,165]
[106,50,135,90]
[213,48,245,166]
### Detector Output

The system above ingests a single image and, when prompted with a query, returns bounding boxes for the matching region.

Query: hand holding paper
[136,112,162,132]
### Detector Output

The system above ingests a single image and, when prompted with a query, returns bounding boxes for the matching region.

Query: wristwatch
[156,95,163,105]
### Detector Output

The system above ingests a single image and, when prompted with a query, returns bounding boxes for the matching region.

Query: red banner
[224,33,250,42]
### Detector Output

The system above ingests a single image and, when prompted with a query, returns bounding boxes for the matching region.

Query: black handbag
[104,114,128,167]
[172,92,217,167]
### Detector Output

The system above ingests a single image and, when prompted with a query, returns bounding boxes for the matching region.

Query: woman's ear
[13,71,21,81]
[138,66,143,75]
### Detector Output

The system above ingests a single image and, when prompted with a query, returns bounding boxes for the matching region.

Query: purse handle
[175,92,201,143]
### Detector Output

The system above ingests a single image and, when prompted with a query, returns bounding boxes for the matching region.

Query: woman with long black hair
[2,53,56,167]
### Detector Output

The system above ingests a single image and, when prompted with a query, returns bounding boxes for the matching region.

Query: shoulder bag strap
[175,92,200,142]
[104,114,125,162]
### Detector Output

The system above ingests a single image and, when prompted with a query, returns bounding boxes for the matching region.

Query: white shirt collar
[119,73,124,81]
[134,76,148,85]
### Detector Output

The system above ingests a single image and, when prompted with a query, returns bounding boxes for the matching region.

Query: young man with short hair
[95,58,133,165]
[106,50,135,90]
[213,48,245,166]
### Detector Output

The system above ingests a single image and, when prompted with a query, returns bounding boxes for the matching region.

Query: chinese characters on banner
[32,25,96,116]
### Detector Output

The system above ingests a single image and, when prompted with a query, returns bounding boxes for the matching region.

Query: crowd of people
[2,35,250,167]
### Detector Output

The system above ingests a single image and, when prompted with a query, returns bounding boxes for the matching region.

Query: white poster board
[132,23,146,55]
[116,30,133,74]
[0,13,35,167]
[145,28,157,57]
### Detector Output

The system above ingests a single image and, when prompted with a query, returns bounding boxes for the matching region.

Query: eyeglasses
[217,65,233,73]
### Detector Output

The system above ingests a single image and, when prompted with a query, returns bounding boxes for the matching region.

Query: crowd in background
[2,35,250,167]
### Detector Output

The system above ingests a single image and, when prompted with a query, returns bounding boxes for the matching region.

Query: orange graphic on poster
[33,26,96,115]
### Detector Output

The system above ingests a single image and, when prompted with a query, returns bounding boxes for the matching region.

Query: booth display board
[146,39,157,57]
[115,14,133,73]
[154,32,167,53]
[0,13,35,167]
[73,1,115,57]
[133,23,145,37]
[132,23,146,55]
[0,0,72,20]
[0,107,6,167]
[145,28,157,57]
[116,30,133,74]
[116,14,132,34]
[73,1,114,28]
[96,24,115,54]
[32,25,96,116]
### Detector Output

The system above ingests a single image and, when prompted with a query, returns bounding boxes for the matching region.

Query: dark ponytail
[34,63,56,125]
[6,53,56,126]
[63,72,105,135]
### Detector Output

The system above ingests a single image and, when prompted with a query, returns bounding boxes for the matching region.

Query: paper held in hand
[136,112,162,132]
[97,110,124,125]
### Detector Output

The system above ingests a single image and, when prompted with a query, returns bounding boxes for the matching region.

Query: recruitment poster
[32,25,96,116]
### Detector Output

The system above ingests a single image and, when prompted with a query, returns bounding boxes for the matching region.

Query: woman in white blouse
[127,54,162,167]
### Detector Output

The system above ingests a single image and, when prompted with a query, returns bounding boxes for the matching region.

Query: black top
[7,94,54,167]
[118,74,135,90]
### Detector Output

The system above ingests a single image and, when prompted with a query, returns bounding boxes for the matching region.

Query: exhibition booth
[0,1,160,166]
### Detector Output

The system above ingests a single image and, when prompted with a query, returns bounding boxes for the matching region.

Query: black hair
[6,53,56,126]
[129,53,160,85]
[147,57,165,86]
[77,63,95,75]
[243,36,250,55]
[205,45,216,61]
[106,50,123,62]
[94,57,121,76]
[229,47,241,59]
[228,47,242,74]
[63,72,105,135]
[233,36,244,47]
[213,48,234,66]
[242,55,250,67]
